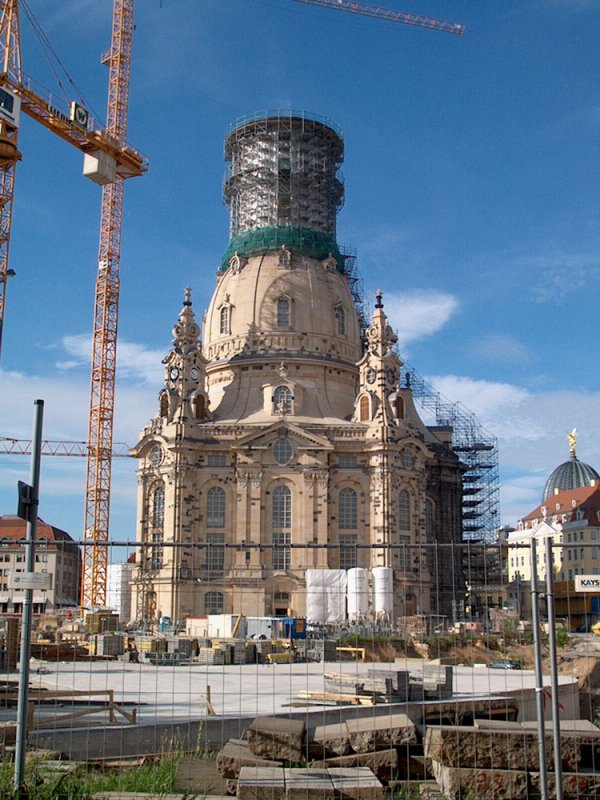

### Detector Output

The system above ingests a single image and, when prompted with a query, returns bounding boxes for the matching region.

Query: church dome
[542,435,600,500]
[201,112,363,423]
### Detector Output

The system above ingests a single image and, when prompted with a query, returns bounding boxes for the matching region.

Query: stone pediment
[234,421,333,451]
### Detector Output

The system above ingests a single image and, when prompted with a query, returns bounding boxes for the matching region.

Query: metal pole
[544,533,563,799]
[13,399,44,794]
[530,535,549,800]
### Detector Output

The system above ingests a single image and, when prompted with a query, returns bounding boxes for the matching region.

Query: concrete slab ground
[0,658,580,760]
[10,658,578,727]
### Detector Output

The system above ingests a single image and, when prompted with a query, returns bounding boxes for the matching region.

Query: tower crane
[0,0,144,607]
[290,0,465,35]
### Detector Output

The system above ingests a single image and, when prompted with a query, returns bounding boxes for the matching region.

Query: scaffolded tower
[405,367,500,542]
[222,111,345,267]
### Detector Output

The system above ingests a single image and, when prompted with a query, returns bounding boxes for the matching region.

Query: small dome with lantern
[542,429,600,501]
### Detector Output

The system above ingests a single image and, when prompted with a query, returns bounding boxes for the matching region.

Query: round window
[401,449,415,469]
[273,438,293,465]
[149,445,163,467]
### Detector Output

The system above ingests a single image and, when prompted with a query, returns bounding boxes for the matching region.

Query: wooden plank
[297,691,374,706]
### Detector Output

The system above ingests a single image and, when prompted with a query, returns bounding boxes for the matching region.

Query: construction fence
[0,539,599,799]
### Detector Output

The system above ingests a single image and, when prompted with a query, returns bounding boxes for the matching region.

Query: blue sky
[0,0,599,553]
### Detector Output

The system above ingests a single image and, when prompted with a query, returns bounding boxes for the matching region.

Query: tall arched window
[339,488,357,529]
[359,395,370,421]
[207,486,225,528]
[399,489,411,530]
[395,396,405,419]
[277,297,290,328]
[273,385,293,414]
[272,485,291,528]
[219,305,229,335]
[194,394,205,420]
[150,485,165,569]
[335,305,346,335]
[160,392,168,418]
[272,485,291,570]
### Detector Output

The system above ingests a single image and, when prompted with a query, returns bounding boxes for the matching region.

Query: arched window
[395,396,405,419]
[335,305,346,335]
[207,486,225,528]
[272,485,292,571]
[278,247,291,267]
[194,394,205,420]
[204,591,224,614]
[150,485,165,569]
[219,305,229,335]
[399,489,411,530]
[272,485,291,529]
[277,297,290,328]
[339,488,357,529]
[160,392,168,418]
[273,385,293,415]
[359,395,370,421]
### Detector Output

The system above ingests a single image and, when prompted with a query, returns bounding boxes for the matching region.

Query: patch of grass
[389,784,421,799]
[1,753,183,800]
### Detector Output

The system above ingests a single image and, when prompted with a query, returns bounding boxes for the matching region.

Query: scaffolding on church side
[404,367,500,542]
[335,251,499,543]
[340,245,370,334]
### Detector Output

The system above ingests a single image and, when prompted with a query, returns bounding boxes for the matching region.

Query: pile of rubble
[174,711,600,800]
[177,713,419,797]
[424,719,600,799]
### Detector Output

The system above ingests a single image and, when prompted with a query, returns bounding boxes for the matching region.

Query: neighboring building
[0,516,80,614]
[507,483,600,628]
[131,113,466,626]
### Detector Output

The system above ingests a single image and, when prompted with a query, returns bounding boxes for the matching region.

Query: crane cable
[20,0,104,125]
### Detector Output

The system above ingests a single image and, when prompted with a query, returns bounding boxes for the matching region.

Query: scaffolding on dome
[340,244,369,335]
[404,367,500,542]
[224,111,344,241]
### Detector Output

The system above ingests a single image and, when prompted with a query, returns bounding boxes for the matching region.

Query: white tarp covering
[306,569,347,623]
[347,567,369,620]
[372,566,394,617]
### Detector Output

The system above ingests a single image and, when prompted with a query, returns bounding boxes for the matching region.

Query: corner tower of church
[132,112,464,627]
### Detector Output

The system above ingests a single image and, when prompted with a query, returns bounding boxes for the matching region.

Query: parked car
[488,659,521,670]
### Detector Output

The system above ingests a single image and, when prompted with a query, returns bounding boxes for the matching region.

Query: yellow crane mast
[81,0,137,609]
[0,0,21,358]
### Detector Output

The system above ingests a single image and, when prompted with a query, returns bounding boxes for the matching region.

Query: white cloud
[382,290,459,349]
[421,374,600,525]
[0,363,157,536]
[469,333,533,366]
[425,374,530,424]
[59,334,165,385]
[510,252,600,304]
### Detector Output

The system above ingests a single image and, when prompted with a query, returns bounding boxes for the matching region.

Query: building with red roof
[0,516,80,615]
[507,482,600,629]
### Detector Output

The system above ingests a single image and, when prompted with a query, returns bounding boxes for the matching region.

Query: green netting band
[221,226,345,271]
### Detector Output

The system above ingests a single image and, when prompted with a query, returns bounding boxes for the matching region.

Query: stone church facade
[131,114,464,626]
